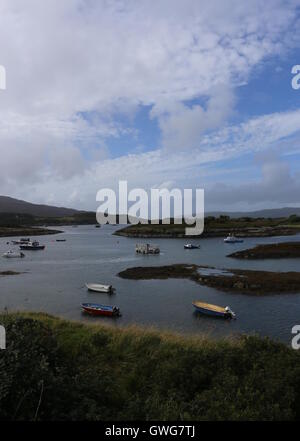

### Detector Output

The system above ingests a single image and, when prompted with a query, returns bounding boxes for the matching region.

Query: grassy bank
[0,312,300,420]
[118,264,300,294]
[0,226,62,238]
[114,215,300,238]
[228,242,300,259]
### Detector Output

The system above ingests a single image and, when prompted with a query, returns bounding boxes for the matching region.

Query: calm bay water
[1,225,300,343]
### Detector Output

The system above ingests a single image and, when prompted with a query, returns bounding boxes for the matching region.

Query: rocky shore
[228,242,300,259]
[118,263,300,295]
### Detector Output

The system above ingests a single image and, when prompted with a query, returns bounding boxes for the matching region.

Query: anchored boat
[193,301,236,319]
[20,241,45,250]
[184,243,200,249]
[12,238,30,245]
[224,234,243,243]
[86,283,113,293]
[3,250,25,258]
[81,303,121,317]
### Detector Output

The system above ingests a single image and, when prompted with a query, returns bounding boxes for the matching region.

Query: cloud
[152,86,235,150]
[207,152,300,209]
[0,0,299,207]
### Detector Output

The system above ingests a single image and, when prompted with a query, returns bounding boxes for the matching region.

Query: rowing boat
[81,303,121,317]
[86,283,113,293]
[193,301,236,319]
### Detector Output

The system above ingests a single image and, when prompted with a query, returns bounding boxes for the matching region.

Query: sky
[0,0,300,213]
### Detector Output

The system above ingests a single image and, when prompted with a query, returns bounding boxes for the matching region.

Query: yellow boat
[193,301,236,319]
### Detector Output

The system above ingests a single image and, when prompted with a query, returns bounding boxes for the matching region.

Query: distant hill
[207,207,300,219]
[0,195,80,217]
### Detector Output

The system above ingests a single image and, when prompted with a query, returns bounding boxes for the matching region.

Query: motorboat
[184,243,200,249]
[3,250,25,258]
[11,238,30,245]
[86,283,113,293]
[224,234,243,243]
[20,241,45,250]
[193,301,236,319]
[81,303,121,317]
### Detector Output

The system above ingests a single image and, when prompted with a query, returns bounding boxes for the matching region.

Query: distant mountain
[207,207,300,219]
[0,195,80,217]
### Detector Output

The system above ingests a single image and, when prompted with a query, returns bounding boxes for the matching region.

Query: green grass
[1,312,300,420]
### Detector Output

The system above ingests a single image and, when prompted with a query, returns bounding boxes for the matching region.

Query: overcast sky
[0,0,300,212]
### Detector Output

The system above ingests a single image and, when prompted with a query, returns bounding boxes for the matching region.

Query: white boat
[86,283,113,293]
[3,250,25,258]
[224,234,243,243]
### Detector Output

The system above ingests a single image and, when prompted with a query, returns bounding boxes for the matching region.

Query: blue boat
[193,301,236,319]
[81,302,121,317]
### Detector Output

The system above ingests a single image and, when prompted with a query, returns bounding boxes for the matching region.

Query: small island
[0,270,21,276]
[118,263,300,295]
[228,242,300,259]
[114,215,300,238]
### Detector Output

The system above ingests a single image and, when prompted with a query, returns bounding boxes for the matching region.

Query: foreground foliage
[0,313,300,421]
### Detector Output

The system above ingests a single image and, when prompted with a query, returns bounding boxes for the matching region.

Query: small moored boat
[12,238,30,245]
[3,250,25,258]
[224,234,243,244]
[20,241,45,250]
[56,239,66,242]
[193,301,236,319]
[86,283,113,293]
[184,243,200,249]
[81,303,121,317]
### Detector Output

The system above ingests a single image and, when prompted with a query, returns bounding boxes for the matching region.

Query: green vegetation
[118,264,300,294]
[228,242,300,259]
[0,211,98,237]
[0,312,300,421]
[0,211,96,227]
[115,215,300,238]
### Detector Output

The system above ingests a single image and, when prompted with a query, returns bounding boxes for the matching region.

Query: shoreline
[0,226,63,238]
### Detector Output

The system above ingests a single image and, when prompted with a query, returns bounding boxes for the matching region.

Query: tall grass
[0,312,300,421]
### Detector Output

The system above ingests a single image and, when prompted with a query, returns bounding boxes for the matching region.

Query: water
[1,225,300,344]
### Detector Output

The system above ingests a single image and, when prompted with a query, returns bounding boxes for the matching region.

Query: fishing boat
[81,303,121,317]
[224,234,243,243]
[86,283,113,293]
[184,243,200,249]
[11,238,30,245]
[3,250,25,258]
[192,301,236,319]
[20,241,45,250]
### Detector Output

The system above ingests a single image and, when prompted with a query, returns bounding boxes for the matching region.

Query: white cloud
[0,0,299,207]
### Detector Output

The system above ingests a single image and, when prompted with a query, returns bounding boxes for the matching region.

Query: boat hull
[192,303,232,319]
[81,303,120,317]
[3,252,25,258]
[20,245,45,250]
[86,283,112,293]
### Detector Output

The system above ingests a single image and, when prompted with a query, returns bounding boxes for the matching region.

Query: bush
[0,314,300,421]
